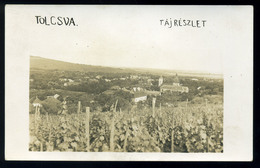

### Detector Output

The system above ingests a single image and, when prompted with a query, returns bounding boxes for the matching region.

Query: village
[29,69,223,115]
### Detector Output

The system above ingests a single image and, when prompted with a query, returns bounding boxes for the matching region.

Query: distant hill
[30,56,135,73]
[30,56,223,78]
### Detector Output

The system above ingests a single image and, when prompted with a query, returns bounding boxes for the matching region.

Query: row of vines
[29,103,223,152]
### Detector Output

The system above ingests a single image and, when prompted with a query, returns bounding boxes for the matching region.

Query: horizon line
[30,55,223,75]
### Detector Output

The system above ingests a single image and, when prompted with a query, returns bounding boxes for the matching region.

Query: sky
[6,5,253,74]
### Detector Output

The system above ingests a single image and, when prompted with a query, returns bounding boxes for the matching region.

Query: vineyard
[29,100,223,153]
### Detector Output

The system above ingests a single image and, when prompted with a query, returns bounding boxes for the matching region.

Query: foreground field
[29,102,223,152]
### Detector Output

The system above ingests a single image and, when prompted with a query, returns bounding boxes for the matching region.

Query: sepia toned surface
[29,56,223,153]
[5,5,252,160]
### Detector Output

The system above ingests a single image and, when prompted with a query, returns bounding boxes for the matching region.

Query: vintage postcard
[5,5,253,161]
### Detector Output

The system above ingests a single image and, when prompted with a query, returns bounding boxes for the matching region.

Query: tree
[41,98,62,114]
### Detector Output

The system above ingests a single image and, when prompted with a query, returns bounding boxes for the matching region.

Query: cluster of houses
[159,74,189,93]
[132,74,189,103]
[101,73,190,103]
[31,74,191,110]
[60,78,80,87]
[57,73,159,90]
[61,75,131,87]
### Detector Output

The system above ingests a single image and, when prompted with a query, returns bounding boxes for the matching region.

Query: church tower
[158,76,163,87]
[173,73,180,86]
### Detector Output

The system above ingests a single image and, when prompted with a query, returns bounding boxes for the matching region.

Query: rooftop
[160,85,183,90]
[134,92,147,98]
[33,97,42,104]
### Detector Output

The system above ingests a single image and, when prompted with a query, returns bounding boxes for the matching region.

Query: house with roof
[54,94,60,99]
[160,85,189,93]
[32,96,42,107]
[133,86,143,92]
[130,75,139,79]
[147,79,154,85]
[111,85,121,90]
[96,75,102,79]
[103,89,115,95]
[145,90,161,96]
[159,74,189,93]
[59,78,68,82]
[133,92,147,103]
[89,79,99,83]
[47,94,60,99]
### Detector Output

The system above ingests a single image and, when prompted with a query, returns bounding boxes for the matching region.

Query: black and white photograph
[5,5,253,161]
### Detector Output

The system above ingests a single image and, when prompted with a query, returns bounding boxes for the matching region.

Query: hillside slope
[30,56,134,73]
[30,56,222,78]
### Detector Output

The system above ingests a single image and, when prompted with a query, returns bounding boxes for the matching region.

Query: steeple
[158,75,163,87]
[173,73,180,86]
